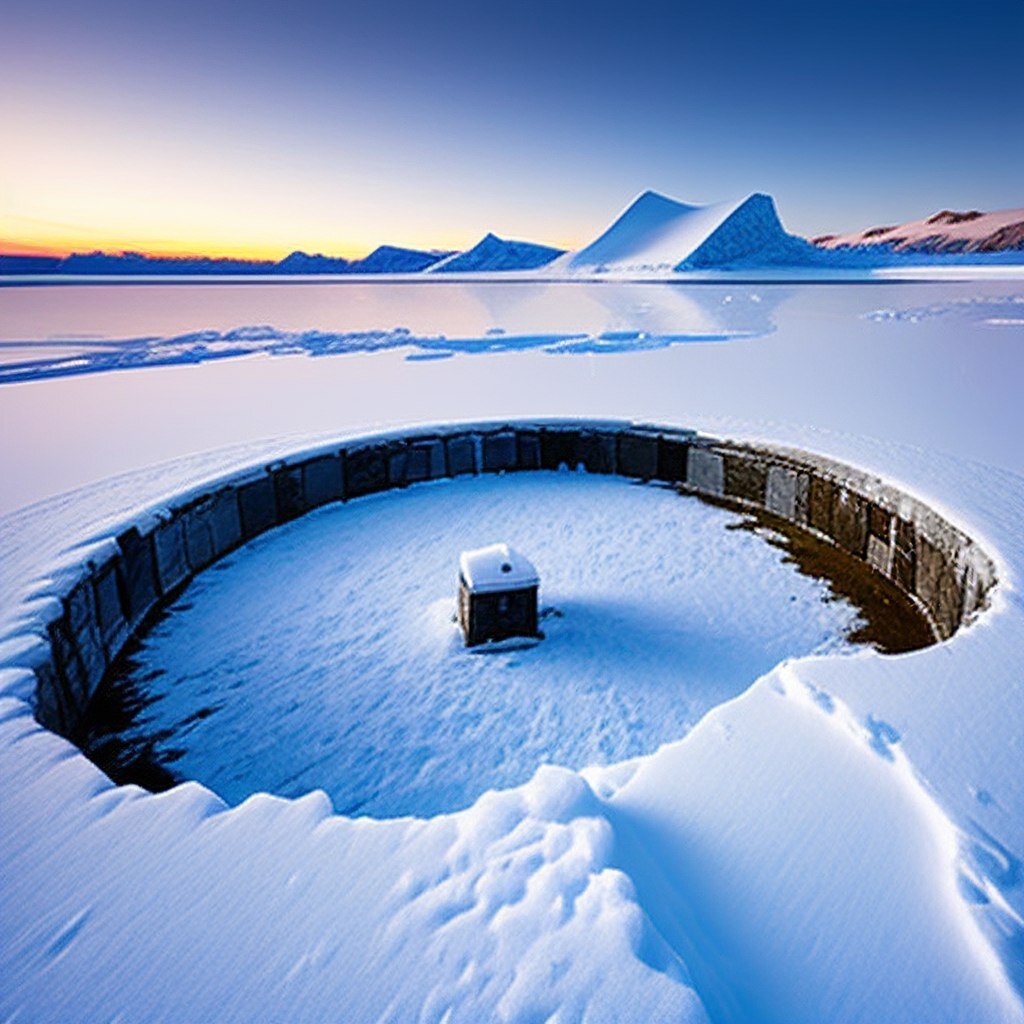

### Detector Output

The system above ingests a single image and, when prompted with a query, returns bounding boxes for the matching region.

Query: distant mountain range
[812,207,1024,255]
[2,196,1022,277]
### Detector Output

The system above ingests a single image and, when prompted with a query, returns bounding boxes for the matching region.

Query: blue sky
[3,0,1022,256]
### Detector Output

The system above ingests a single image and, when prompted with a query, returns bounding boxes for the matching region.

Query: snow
[1,278,1024,1022]
[818,207,1024,253]
[95,475,859,818]
[428,234,564,273]
[459,540,539,592]
[547,191,807,276]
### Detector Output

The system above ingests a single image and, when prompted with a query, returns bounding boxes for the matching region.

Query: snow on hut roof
[459,543,538,594]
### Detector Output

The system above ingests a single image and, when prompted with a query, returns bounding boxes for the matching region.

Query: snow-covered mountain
[427,233,564,273]
[548,190,814,276]
[349,245,452,273]
[814,207,1024,254]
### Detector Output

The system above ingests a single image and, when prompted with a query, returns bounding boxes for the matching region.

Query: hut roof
[459,543,538,594]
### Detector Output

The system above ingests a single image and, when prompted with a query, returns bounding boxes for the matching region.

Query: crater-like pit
[86,473,876,818]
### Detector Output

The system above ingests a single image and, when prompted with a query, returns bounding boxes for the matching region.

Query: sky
[2,0,1023,259]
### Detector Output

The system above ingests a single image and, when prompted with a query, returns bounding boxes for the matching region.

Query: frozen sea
[2,275,1023,1024]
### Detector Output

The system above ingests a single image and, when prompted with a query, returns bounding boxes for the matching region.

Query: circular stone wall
[34,420,997,812]
[88,473,865,817]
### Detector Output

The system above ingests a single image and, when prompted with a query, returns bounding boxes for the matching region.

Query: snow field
[100,473,859,817]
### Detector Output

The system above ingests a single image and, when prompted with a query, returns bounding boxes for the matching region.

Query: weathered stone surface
[809,477,835,537]
[303,454,344,507]
[408,440,445,482]
[116,527,160,625]
[515,431,541,470]
[794,473,810,524]
[65,578,106,694]
[916,535,964,638]
[153,517,189,593]
[208,490,242,557]
[723,453,768,506]
[866,535,890,575]
[540,429,581,470]
[272,464,305,521]
[578,431,617,474]
[617,433,658,479]
[446,435,477,476]
[182,491,242,569]
[832,487,868,557]
[92,558,129,659]
[345,445,389,497]
[183,503,215,570]
[388,444,412,488]
[47,616,90,714]
[657,437,689,483]
[892,519,916,591]
[687,448,725,496]
[33,658,74,738]
[238,476,277,539]
[868,503,892,542]
[766,465,798,519]
[482,432,518,472]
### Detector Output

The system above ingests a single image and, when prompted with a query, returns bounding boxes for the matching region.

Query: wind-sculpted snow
[2,423,1024,1022]
[0,321,769,385]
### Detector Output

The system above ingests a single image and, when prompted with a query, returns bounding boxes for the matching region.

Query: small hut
[458,543,539,647]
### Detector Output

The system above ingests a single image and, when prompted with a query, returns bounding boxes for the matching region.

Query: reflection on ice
[0,282,789,384]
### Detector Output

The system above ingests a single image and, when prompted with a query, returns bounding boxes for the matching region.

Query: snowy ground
[2,279,1023,1023]
[100,474,859,818]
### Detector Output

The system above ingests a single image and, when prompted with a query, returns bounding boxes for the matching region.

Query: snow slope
[548,191,814,275]
[816,207,1024,254]
[427,233,564,272]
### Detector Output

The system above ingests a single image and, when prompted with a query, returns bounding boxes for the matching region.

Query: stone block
[657,437,689,483]
[183,502,215,571]
[794,473,810,524]
[832,487,868,557]
[272,464,306,521]
[723,453,768,506]
[92,558,129,659]
[446,435,477,476]
[153,517,190,593]
[866,535,890,575]
[540,429,581,470]
[868,503,892,542]
[65,578,106,694]
[303,454,344,507]
[892,519,916,591]
[388,444,412,488]
[809,476,834,536]
[47,616,92,714]
[766,465,798,519]
[482,432,518,472]
[515,430,541,470]
[116,526,160,624]
[33,658,75,738]
[407,439,445,482]
[577,431,616,474]
[344,445,389,497]
[915,535,963,638]
[208,489,242,557]
[238,476,278,540]
[617,432,658,479]
[687,448,724,497]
